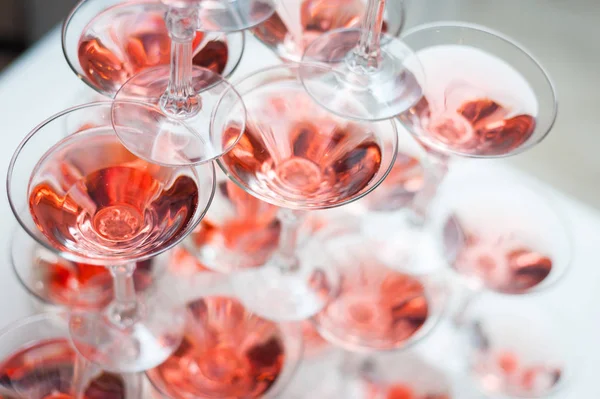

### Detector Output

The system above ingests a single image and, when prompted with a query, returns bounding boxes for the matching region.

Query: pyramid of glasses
[2,0,570,398]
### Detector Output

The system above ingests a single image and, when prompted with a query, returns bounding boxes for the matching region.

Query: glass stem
[108,263,139,329]
[409,149,451,225]
[275,209,304,273]
[452,279,482,326]
[349,0,386,71]
[339,351,374,396]
[160,6,200,118]
[71,354,93,399]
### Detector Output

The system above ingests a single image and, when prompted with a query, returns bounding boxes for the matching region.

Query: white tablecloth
[0,28,598,398]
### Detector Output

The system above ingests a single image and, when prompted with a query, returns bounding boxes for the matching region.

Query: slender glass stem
[274,209,304,272]
[338,351,375,395]
[71,354,94,399]
[160,6,200,117]
[108,263,139,328]
[409,149,451,225]
[349,0,386,71]
[452,279,482,326]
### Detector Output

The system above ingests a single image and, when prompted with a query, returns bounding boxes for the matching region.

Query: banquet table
[0,28,598,398]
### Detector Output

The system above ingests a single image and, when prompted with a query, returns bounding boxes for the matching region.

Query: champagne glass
[10,224,167,313]
[395,22,558,221]
[296,225,448,398]
[6,101,216,372]
[462,294,573,398]
[147,292,302,398]
[299,0,424,121]
[0,312,142,398]
[398,22,557,159]
[217,63,399,321]
[62,0,248,167]
[251,0,406,63]
[62,0,246,97]
[431,166,571,320]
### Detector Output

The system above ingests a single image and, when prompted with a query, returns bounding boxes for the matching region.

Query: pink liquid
[444,217,552,294]
[190,180,281,269]
[31,252,154,309]
[77,1,229,95]
[316,262,428,349]
[473,349,562,397]
[368,382,451,399]
[0,339,126,399]
[168,246,213,274]
[28,128,199,261]
[147,297,285,398]
[221,90,383,207]
[399,82,536,156]
[252,0,388,60]
[366,152,425,211]
[301,322,329,356]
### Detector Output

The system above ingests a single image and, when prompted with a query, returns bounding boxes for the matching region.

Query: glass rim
[0,311,69,341]
[61,0,247,98]
[400,20,558,159]
[217,63,400,211]
[8,224,55,308]
[6,100,217,266]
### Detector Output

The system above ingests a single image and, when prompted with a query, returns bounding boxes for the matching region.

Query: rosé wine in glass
[398,22,557,158]
[398,45,539,157]
[28,128,200,262]
[72,0,237,96]
[214,64,397,321]
[315,260,429,351]
[147,296,301,399]
[251,0,402,62]
[0,339,133,399]
[444,217,553,294]
[220,87,386,209]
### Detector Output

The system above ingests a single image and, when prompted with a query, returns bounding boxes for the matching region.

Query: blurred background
[0,0,598,208]
[0,0,77,68]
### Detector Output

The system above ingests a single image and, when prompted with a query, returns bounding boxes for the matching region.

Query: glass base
[231,255,338,322]
[69,292,185,373]
[300,28,423,121]
[112,65,245,166]
[195,0,277,32]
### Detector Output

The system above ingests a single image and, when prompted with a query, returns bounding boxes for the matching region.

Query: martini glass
[251,0,406,63]
[395,22,558,222]
[298,225,448,398]
[62,0,246,98]
[0,313,142,399]
[62,0,248,166]
[430,166,571,321]
[398,22,557,159]
[462,294,573,398]
[299,0,424,121]
[6,101,216,373]
[147,292,302,399]
[217,63,398,321]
